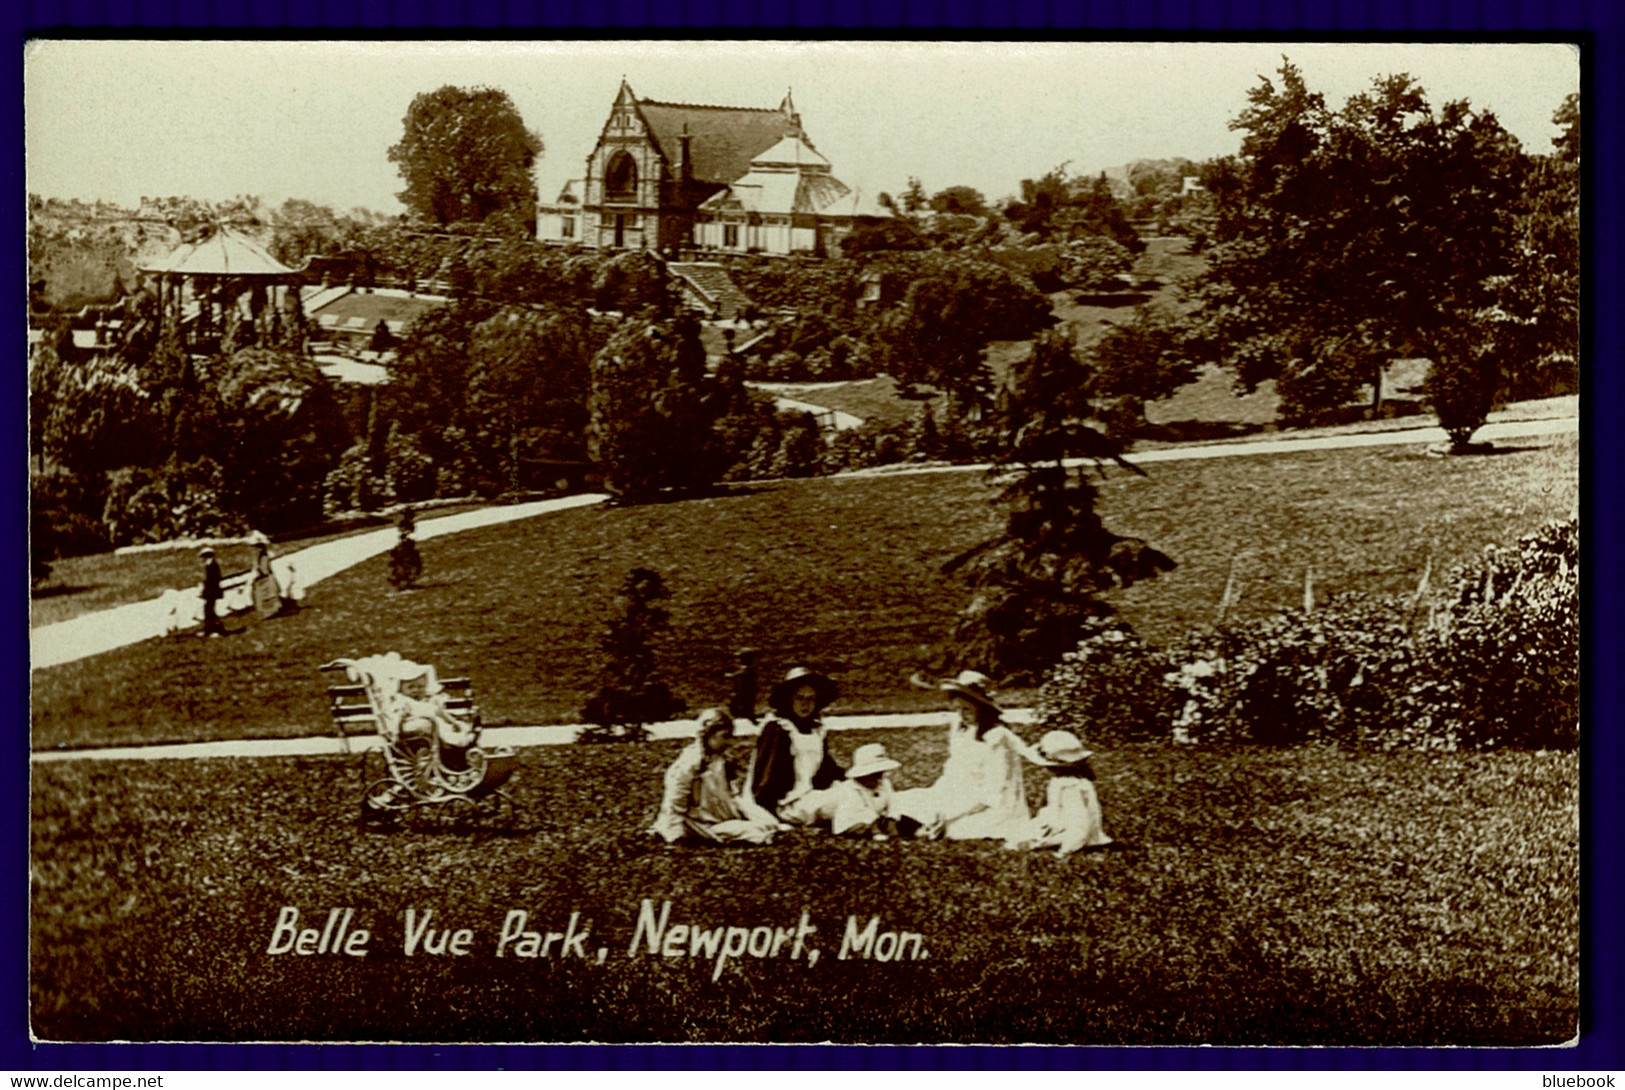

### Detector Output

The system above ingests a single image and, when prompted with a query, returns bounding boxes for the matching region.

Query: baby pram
[321,653,516,825]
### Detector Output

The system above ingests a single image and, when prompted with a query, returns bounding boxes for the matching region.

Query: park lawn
[30,502,492,629]
[770,375,927,428]
[28,736,1577,1044]
[1145,363,1282,430]
[30,434,1577,750]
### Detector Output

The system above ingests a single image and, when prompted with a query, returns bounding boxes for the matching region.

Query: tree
[900,177,929,215]
[870,256,1054,423]
[1496,92,1580,402]
[587,313,727,501]
[929,185,988,217]
[1006,166,1070,237]
[211,348,352,531]
[270,198,359,268]
[388,86,543,230]
[464,306,604,491]
[1083,306,1198,436]
[383,300,494,492]
[580,567,684,740]
[1061,174,1143,253]
[1004,167,1142,251]
[947,329,1174,683]
[591,250,672,313]
[1189,62,1531,447]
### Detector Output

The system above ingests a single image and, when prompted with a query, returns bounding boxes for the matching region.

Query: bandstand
[139,226,306,355]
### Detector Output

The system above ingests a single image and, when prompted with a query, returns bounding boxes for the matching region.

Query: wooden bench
[325,676,478,752]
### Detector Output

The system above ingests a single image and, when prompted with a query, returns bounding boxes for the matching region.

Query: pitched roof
[699,167,855,217]
[139,227,298,277]
[635,98,804,185]
[750,135,830,171]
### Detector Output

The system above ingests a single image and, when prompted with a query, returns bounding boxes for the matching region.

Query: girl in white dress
[1005,730,1113,856]
[894,671,1050,841]
[650,708,779,845]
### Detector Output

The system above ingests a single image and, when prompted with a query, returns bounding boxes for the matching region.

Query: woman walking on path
[248,531,283,619]
[895,671,1049,841]
[747,666,845,823]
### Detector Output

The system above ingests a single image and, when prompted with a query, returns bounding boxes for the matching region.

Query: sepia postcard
[25,39,1581,1045]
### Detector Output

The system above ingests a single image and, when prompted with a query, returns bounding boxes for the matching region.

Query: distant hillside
[28,198,184,312]
[1099,157,1201,200]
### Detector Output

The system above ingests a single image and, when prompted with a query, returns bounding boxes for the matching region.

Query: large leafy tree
[211,348,351,530]
[464,306,608,490]
[1497,92,1580,402]
[587,314,729,501]
[870,256,1054,410]
[388,86,543,231]
[1191,62,1532,447]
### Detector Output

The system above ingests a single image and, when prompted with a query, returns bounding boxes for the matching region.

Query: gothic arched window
[605,151,638,201]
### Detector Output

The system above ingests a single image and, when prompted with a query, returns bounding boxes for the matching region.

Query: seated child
[650,708,779,846]
[781,743,924,839]
[1005,730,1113,857]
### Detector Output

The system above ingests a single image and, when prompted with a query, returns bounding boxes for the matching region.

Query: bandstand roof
[140,227,299,278]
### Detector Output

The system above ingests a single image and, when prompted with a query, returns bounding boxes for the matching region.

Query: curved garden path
[29,493,608,671]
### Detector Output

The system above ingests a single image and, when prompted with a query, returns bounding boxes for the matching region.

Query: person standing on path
[249,531,283,620]
[199,547,225,638]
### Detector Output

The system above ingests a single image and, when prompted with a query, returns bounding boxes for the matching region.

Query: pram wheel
[360,778,408,824]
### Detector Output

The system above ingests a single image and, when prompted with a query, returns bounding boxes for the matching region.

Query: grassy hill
[31,432,1578,750]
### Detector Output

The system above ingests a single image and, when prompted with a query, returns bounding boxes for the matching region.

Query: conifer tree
[580,567,683,741]
[947,330,1174,682]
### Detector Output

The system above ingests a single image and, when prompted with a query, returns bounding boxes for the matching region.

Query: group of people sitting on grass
[649,665,1113,857]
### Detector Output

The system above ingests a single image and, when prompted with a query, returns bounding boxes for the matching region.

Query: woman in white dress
[895,671,1050,841]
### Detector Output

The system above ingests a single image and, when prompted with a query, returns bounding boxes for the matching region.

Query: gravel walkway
[29,493,607,671]
[30,709,1039,763]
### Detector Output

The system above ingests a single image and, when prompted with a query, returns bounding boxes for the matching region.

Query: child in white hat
[1005,730,1113,857]
[781,742,917,839]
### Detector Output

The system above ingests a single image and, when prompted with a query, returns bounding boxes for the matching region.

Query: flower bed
[1042,518,1579,751]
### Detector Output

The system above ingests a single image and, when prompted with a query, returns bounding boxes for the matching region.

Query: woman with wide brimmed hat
[893,670,1051,841]
[1004,730,1113,856]
[746,665,845,821]
[650,708,778,846]
[247,530,283,620]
